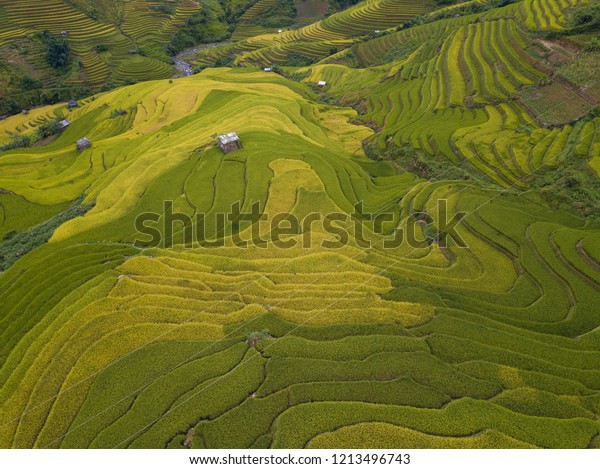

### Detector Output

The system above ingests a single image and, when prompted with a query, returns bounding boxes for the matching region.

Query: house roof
[76,137,91,147]
[317,80,327,86]
[217,132,240,145]
[59,119,70,127]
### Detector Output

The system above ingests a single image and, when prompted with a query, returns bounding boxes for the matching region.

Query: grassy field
[0,0,599,450]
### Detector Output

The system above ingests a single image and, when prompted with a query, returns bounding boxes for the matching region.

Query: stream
[173,42,231,77]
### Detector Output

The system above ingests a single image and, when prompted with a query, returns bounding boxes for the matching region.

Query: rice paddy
[0,0,599,451]
[0,0,201,86]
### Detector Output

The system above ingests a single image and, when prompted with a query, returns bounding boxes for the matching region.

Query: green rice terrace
[0,0,600,450]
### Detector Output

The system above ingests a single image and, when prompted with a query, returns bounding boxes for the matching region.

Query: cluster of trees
[39,31,71,68]
[168,2,232,54]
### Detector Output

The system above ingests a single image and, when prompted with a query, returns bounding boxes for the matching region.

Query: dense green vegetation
[0,0,599,451]
[168,0,235,54]
[40,31,72,69]
[0,198,93,271]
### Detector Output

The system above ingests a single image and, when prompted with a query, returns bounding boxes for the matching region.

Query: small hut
[128,49,138,54]
[68,99,78,109]
[76,137,91,151]
[60,31,69,37]
[59,119,71,130]
[264,67,273,72]
[317,80,327,87]
[217,132,241,154]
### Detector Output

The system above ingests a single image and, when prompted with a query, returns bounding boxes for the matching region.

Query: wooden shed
[217,132,241,154]
[68,99,78,109]
[76,137,91,151]
[59,119,70,130]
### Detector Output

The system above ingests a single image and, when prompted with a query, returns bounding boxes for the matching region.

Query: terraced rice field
[0,0,599,451]
[0,0,203,86]
[193,0,434,66]
[299,3,599,187]
[231,0,278,40]
[0,65,599,448]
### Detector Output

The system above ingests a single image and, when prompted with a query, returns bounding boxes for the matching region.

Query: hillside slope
[0,68,599,448]
[0,0,599,450]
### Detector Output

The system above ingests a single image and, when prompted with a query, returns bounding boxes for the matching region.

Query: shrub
[584,37,600,51]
